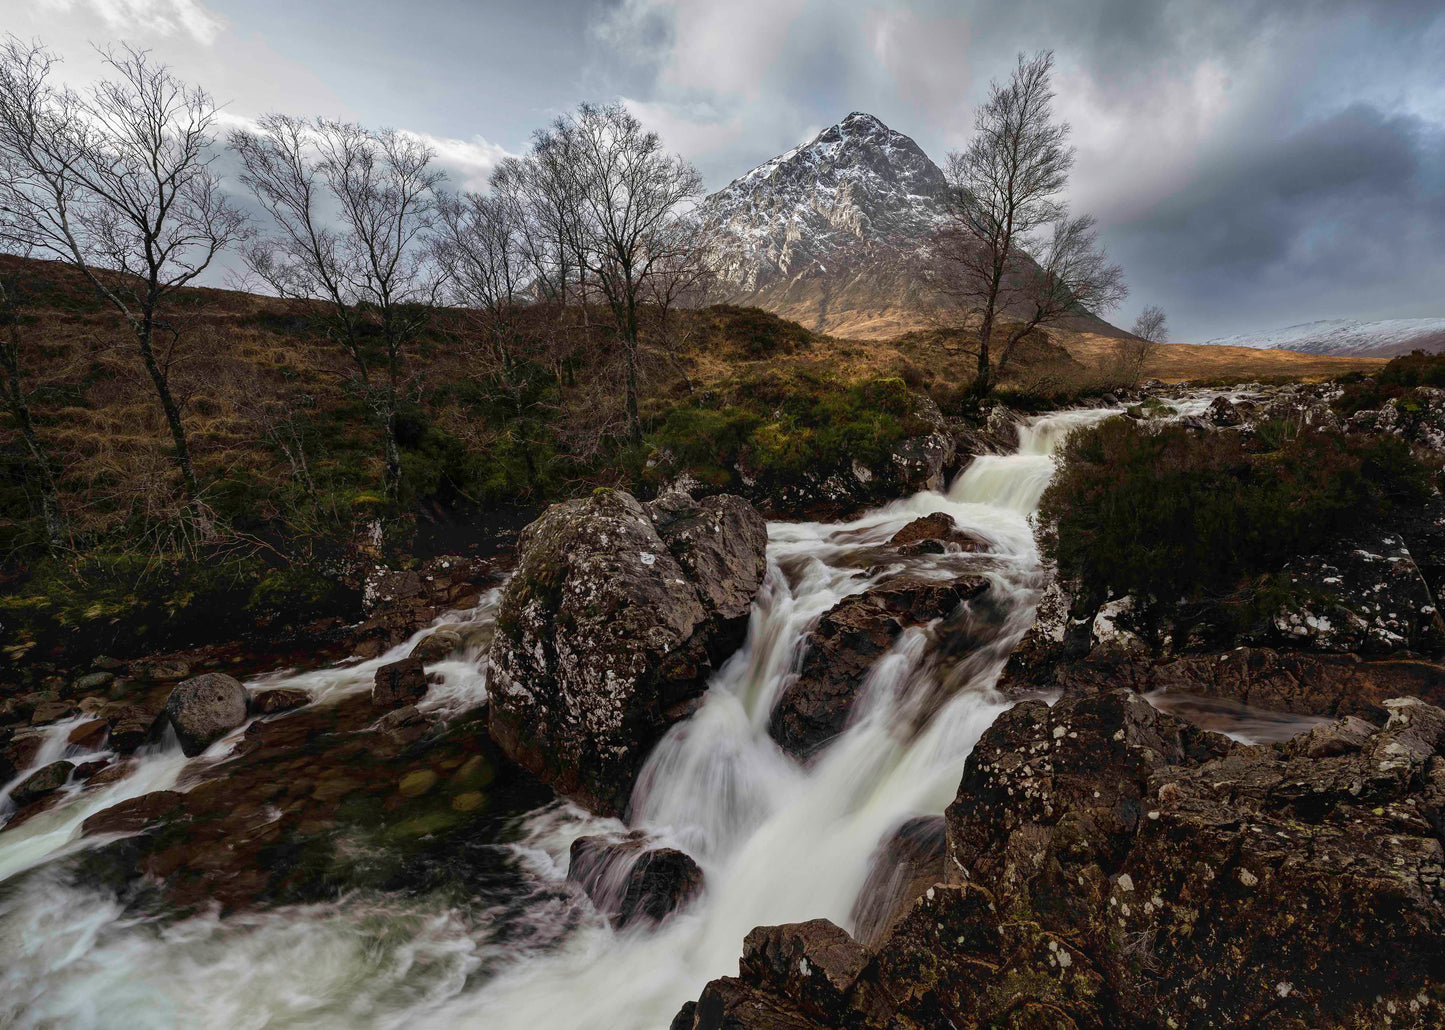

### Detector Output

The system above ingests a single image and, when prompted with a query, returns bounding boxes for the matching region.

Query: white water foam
[0,407,1117,1030]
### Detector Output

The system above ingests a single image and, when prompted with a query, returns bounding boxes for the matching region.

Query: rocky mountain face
[699,112,1128,341]
[698,112,948,339]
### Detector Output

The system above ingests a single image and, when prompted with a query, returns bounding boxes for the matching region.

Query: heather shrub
[1037,416,1432,642]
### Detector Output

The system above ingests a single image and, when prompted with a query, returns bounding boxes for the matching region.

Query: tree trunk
[625,339,641,446]
[383,393,402,506]
[136,318,200,502]
[970,311,994,403]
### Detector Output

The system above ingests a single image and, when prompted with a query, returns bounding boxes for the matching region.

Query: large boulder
[768,575,988,760]
[163,674,249,757]
[568,832,706,928]
[487,489,767,816]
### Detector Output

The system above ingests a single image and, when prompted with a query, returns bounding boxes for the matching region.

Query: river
[0,402,1246,1029]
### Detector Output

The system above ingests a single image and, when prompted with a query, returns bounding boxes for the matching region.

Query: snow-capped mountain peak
[698,112,948,334]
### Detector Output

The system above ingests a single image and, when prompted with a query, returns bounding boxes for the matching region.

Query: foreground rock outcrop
[487,489,768,816]
[678,688,1445,1028]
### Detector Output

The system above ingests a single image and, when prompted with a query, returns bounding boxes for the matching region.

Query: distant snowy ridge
[1203,318,1445,357]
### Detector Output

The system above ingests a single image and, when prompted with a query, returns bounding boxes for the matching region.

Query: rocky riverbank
[4,379,1445,1029]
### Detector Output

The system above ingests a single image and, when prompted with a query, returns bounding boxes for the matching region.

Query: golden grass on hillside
[1061,332,1386,383]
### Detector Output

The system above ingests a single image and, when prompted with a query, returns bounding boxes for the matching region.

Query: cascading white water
[0,406,1122,1030]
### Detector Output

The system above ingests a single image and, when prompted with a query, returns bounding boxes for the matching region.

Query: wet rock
[677,919,871,1030]
[10,759,73,807]
[106,706,158,753]
[71,671,115,695]
[487,488,767,816]
[1044,646,1445,723]
[1206,394,1242,426]
[374,704,430,744]
[30,699,76,724]
[250,688,310,716]
[409,628,463,664]
[372,657,428,708]
[82,790,186,837]
[164,674,249,757]
[2,732,44,780]
[887,512,982,555]
[66,719,109,750]
[768,575,988,760]
[850,815,946,948]
[131,658,191,682]
[568,833,706,928]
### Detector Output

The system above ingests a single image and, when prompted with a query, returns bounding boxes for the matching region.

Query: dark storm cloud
[13,0,1445,337]
[1107,104,1445,334]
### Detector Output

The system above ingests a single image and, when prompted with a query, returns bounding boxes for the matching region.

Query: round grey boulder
[164,674,249,756]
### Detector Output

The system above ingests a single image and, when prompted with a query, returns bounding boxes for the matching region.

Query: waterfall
[0,407,1116,1030]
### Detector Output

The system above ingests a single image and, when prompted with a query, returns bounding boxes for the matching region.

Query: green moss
[645,375,924,490]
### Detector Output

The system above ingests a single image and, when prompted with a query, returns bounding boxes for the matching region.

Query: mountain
[1202,318,1445,358]
[697,112,1127,341]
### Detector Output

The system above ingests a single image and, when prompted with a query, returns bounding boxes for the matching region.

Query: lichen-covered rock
[683,690,1445,1028]
[568,832,705,928]
[487,489,767,816]
[767,575,987,760]
[1265,532,1444,653]
[1206,394,1242,426]
[942,689,1445,1027]
[163,674,248,757]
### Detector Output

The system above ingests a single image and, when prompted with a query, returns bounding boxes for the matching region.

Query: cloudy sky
[10,0,1445,340]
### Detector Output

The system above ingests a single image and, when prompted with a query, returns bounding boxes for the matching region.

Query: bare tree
[1131,305,1168,343]
[537,102,706,444]
[0,251,64,550]
[1108,305,1167,388]
[929,51,1125,402]
[0,38,247,504]
[231,115,444,505]
[433,189,531,404]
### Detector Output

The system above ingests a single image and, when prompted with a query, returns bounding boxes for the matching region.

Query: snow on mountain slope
[697,112,947,338]
[1203,319,1445,357]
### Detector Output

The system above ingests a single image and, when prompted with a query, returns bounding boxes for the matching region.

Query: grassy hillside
[0,253,1390,667]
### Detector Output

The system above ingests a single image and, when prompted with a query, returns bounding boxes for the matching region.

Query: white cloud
[407,131,515,193]
[31,0,225,46]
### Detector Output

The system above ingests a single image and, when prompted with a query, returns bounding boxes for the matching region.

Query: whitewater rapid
[0,406,1118,1030]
